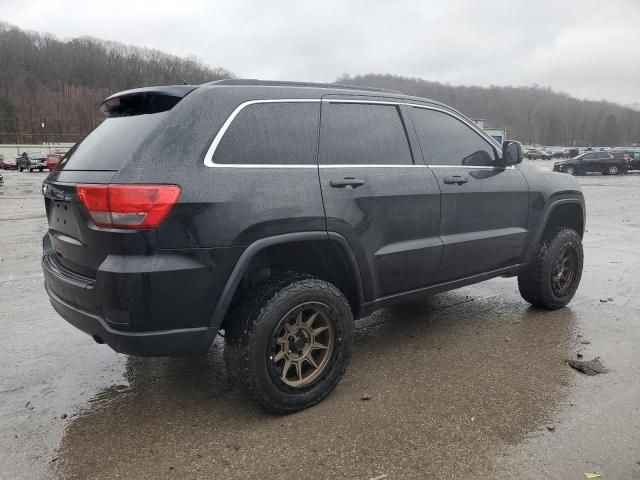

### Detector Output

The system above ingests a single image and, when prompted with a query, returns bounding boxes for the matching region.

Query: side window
[213,102,320,165]
[320,103,413,165]
[582,153,596,160]
[411,107,497,166]
[595,152,611,159]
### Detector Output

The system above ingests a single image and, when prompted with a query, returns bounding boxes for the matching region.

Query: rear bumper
[45,281,215,356]
[41,234,241,356]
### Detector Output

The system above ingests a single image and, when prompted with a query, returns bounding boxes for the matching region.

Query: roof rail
[206,78,402,95]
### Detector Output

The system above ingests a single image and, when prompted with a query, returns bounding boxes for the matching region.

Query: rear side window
[411,107,497,166]
[213,102,320,165]
[595,152,611,159]
[320,103,413,165]
[59,113,166,170]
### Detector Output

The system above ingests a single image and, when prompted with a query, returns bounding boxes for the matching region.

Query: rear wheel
[607,165,619,175]
[224,273,353,413]
[518,228,583,309]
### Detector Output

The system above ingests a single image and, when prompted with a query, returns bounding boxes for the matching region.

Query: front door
[408,105,530,283]
[318,98,442,299]
[578,152,596,173]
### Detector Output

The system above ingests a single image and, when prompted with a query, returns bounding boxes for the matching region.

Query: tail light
[76,184,181,229]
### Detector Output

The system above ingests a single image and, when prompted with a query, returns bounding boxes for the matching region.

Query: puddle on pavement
[53,290,577,480]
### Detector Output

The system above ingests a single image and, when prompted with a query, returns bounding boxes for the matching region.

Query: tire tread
[224,272,352,413]
[518,228,583,309]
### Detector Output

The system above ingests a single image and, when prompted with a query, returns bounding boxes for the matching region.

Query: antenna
[172,65,188,85]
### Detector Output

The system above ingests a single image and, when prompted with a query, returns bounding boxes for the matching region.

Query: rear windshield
[58,112,166,170]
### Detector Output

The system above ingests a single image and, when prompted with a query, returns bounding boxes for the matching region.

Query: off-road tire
[518,228,583,310]
[224,273,353,413]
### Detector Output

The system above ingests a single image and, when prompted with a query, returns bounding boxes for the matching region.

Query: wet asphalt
[0,164,639,480]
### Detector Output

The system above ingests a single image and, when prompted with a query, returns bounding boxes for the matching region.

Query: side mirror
[500,140,523,166]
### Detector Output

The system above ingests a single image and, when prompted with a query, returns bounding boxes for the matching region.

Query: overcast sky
[1,0,639,105]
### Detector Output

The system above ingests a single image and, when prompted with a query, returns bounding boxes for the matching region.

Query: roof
[203,78,450,111]
[102,79,451,117]
[206,78,402,95]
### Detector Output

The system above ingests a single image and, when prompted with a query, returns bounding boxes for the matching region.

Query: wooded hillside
[1,22,637,147]
[0,23,231,143]
[338,74,640,146]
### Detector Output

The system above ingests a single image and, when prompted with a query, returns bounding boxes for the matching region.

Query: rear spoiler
[100,85,197,117]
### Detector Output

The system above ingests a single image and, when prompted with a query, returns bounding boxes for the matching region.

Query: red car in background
[1,156,17,170]
[46,154,61,170]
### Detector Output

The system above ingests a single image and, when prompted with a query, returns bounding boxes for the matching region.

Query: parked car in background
[46,154,62,171]
[554,151,628,175]
[560,148,580,159]
[525,147,552,160]
[16,153,47,172]
[1,156,17,170]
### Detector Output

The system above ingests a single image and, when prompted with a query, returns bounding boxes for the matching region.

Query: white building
[470,118,507,145]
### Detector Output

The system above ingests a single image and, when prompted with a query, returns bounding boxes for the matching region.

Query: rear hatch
[43,85,194,278]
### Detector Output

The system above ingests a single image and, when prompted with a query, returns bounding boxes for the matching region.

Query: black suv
[42,80,585,412]
[554,151,628,175]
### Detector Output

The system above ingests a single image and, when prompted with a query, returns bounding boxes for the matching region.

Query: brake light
[76,184,181,229]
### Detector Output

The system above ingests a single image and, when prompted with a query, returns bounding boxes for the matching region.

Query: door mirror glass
[501,140,522,166]
[462,150,494,166]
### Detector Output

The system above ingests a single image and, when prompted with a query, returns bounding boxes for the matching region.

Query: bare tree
[0,22,232,143]
[339,74,640,146]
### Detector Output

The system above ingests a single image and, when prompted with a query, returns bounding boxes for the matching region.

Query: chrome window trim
[203,97,504,168]
[322,98,503,155]
[203,99,321,168]
[319,164,425,169]
[429,165,515,170]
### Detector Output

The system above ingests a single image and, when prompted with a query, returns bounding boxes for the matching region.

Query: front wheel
[518,228,583,309]
[563,165,576,175]
[224,273,353,413]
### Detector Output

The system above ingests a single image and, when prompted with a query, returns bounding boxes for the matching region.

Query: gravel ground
[0,164,639,480]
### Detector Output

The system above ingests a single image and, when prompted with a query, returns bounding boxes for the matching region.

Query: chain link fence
[0,132,85,145]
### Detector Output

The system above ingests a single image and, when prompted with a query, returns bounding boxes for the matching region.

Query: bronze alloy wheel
[268,303,335,389]
[551,242,578,297]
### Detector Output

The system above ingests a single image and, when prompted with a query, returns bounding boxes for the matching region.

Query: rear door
[595,152,613,171]
[408,105,529,282]
[578,152,597,172]
[318,98,442,299]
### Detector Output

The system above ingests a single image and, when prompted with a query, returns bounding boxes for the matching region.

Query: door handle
[443,175,468,185]
[330,177,365,189]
